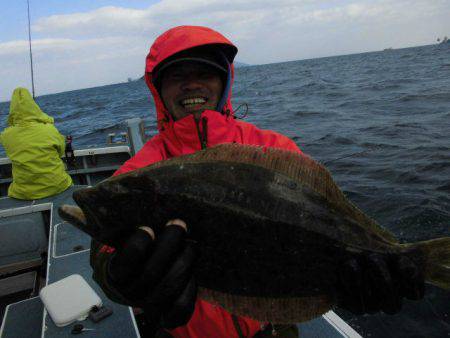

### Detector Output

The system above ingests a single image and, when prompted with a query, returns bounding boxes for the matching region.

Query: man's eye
[199,72,214,79]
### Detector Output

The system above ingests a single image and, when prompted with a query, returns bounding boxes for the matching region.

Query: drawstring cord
[231,103,249,119]
[157,116,170,131]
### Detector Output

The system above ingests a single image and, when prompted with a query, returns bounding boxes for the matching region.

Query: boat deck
[0,188,140,338]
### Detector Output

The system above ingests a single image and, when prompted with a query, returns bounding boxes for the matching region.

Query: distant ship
[437,36,449,44]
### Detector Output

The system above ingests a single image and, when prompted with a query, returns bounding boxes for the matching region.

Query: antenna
[27,0,35,98]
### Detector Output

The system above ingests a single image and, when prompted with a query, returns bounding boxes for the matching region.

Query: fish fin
[408,237,450,290]
[58,204,95,238]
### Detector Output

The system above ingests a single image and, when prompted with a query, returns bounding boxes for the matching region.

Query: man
[0,87,72,199]
[91,26,424,337]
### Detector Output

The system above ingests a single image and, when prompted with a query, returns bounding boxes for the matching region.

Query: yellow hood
[8,87,54,126]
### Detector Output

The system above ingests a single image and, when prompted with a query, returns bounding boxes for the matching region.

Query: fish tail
[406,237,450,290]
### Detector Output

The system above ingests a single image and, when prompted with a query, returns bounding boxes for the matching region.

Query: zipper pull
[200,117,208,149]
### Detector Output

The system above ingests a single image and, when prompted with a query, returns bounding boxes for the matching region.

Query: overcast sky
[1,0,449,102]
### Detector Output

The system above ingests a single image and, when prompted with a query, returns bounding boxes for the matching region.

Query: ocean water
[1,43,449,336]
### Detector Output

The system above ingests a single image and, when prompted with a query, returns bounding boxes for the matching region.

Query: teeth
[181,98,206,106]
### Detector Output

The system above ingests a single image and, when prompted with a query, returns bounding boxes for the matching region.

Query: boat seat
[0,212,47,276]
[0,297,43,338]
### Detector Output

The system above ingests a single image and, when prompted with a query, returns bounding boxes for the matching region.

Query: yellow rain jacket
[0,88,72,199]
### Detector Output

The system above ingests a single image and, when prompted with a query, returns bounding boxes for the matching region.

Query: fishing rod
[27,0,35,98]
[323,145,382,165]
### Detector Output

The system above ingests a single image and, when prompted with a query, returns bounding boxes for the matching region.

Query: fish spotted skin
[59,144,449,323]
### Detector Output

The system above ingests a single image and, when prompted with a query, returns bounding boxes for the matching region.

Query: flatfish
[59,143,450,323]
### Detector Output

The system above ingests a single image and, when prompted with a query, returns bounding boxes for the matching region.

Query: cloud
[33,6,150,38]
[1,0,449,101]
[0,38,81,56]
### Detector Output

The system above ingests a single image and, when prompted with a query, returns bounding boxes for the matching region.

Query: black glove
[337,253,424,315]
[107,220,197,329]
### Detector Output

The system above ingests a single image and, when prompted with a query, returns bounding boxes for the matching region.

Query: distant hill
[234,61,250,67]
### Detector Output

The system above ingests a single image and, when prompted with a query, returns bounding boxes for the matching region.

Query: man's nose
[180,75,203,91]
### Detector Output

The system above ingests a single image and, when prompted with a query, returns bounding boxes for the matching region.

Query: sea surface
[1,43,449,337]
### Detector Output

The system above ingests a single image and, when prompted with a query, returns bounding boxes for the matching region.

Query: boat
[0,119,362,337]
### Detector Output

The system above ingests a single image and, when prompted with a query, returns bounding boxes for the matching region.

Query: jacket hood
[144,26,238,131]
[8,87,54,126]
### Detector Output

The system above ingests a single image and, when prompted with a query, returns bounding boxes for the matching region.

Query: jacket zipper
[196,117,208,149]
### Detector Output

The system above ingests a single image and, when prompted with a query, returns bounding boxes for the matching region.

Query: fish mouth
[179,96,209,111]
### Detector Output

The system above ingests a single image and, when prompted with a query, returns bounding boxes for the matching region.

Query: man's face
[160,61,224,121]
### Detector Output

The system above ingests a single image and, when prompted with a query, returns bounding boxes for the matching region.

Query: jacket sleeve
[57,133,65,158]
[236,120,303,154]
[47,125,66,157]
[270,133,302,154]
[114,136,166,176]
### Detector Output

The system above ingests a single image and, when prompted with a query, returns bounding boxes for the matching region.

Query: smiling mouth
[180,97,208,108]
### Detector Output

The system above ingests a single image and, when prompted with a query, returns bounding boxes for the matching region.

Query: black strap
[231,314,245,338]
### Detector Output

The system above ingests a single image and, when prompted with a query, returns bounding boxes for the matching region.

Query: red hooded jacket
[98,26,302,338]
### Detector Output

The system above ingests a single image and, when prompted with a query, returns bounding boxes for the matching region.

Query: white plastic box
[40,274,102,327]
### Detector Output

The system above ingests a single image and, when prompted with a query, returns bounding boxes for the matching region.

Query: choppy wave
[398,92,450,102]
